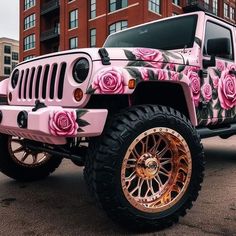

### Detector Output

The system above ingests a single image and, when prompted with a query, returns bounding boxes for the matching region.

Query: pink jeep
[0,10,235,230]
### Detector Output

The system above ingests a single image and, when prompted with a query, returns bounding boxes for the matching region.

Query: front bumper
[0,105,108,145]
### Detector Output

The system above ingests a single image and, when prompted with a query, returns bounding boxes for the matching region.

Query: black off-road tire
[0,134,62,182]
[84,105,205,231]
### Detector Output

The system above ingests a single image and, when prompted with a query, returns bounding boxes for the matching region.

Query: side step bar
[197,123,236,138]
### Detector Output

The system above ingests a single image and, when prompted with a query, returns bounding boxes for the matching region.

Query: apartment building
[20,0,236,61]
[0,38,19,80]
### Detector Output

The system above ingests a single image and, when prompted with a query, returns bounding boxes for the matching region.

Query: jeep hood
[18,47,185,68]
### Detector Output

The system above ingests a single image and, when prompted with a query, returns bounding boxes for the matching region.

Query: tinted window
[204,21,233,60]
[105,15,198,50]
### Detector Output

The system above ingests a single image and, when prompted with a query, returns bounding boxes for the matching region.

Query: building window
[90,0,96,19]
[148,0,161,14]
[224,3,229,18]
[172,0,180,6]
[23,55,35,61]
[24,14,36,30]
[90,29,96,47]
[12,52,19,61]
[69,9,78,29]
[4,45,11,54]
[24,0,35,10]
[109,0,128,12]
[4,56,11,65]
[109,21,128,34]
[69,37,78,49]
[24,34,35,51]
[4,67,11,75]
[212,0,218,15]
[230,7,235,21]
[12,62,18,70]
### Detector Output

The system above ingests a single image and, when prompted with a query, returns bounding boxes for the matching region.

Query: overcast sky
[0,0,19,40]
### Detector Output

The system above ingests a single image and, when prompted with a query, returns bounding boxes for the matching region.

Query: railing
[40,26,60,42]
[41,0,60,15]
[184,0,214,14]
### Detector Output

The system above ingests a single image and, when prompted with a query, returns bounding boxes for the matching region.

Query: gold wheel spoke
[137,178,144,198]
[125,171,137,188]
[144,135,149,153]
[159,167,170,177]
[21,152,30,162]
[131,146,140,159]
[140,139,146,155]
[11,139,23,145]
[149,134,162,154]
[126,158,137,169]
[126,163,136,168]
[160,159,171,165]
[32,154,38,164]
[13,146,24,154]
[145,179,155,197]
[157,144,170,158]
[154,175,164,189]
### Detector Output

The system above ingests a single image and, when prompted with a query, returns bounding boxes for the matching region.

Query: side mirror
[203,38,230,69]
[207,38,230,56]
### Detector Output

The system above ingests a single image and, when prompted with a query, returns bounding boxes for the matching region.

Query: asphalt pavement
[0,136,235,236]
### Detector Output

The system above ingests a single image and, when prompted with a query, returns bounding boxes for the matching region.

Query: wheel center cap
[136,154,159,179]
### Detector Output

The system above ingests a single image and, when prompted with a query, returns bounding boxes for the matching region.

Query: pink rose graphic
[133,48,163,68]
[167,63,176,71]
[202,83,212,102]
[212,75,219,89]
[183,66,198,76]
[218,70,236,110]
[169,71,179,81]
[228,64,236,71]
[188,71,201,107]
[49,111,78,136]
[92,67,125,94]
[139,68,149,81]
[216,61,225,72]
[157,70,168,81]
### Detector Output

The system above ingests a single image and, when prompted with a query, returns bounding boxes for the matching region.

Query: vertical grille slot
[29,67,36,99]
[35,66,42,99]
[23,69,29,99]
[58,62,67,99]
[42,65,50,99]
[50,64,58,99]
[18,70,24,99]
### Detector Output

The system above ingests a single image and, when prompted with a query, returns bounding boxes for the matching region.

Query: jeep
[0,10,235,230]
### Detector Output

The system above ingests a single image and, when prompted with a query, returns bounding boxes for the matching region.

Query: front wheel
[0,135,62,181]
[85,105,205,231]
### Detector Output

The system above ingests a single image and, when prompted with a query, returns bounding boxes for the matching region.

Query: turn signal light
[74,88,83,102]
[128,79,136,89]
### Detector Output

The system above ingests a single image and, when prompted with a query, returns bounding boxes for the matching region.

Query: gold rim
[121,127,192,213]
[8,137,50,167]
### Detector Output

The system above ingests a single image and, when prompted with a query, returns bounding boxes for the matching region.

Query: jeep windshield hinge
[98,48,111,65]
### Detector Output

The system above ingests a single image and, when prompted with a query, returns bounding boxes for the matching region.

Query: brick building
[0,38,19,80]
[20,0,236,62]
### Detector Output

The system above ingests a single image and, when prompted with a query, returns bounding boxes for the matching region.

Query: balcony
[41,0,60,15]
[40,26,60,42]
[183,0,214,14]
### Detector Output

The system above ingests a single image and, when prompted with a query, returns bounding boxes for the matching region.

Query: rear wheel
[0,135,62,181]
[85,105,205,231]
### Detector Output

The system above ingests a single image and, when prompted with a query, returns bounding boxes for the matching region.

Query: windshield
[104,15,198,50]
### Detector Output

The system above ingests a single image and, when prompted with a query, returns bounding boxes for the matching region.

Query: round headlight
[11,69,19,88]
[73,58,89,83]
